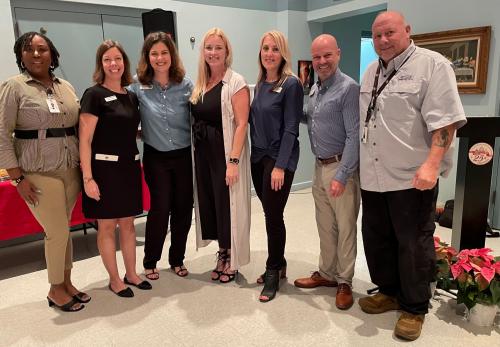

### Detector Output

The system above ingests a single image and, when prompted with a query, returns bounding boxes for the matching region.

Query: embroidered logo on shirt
[397,74,413,81]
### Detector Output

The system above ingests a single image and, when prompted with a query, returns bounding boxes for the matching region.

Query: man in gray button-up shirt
[358,11,466,341]
[293,34,360,311]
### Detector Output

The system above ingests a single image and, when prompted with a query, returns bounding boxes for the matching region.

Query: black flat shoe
[259,269,280,303]
[73,291,91,303]
[47,297,85,312]
[108,284,134,298]
[124,276,152,290]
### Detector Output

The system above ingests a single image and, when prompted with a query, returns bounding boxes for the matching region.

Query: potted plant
[450,248,500,326]
[434,236,457,293]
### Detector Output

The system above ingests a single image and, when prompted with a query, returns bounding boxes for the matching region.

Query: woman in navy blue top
[249,30,303,302]
[128,32,193,281]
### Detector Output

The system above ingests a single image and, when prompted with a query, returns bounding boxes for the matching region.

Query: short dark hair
[92,40,132,86]
[137,31,185,85]
[14,32,60,74]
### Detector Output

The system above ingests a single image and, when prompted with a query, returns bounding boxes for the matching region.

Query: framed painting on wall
[298,60,314,94]
[412,26,491,94]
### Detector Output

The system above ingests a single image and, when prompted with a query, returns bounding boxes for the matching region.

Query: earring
[20,61,25,69]
[49,64,55,71]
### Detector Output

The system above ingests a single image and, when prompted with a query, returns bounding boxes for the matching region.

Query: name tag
[140,85,153,90]
[104,95,117,102]
[46,98,60,113]
[361,126,368,144]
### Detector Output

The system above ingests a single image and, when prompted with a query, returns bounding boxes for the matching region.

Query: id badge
[361,126,368,144]
[46,98,60,113]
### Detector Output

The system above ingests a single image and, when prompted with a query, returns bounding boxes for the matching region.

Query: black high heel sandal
[211,250,227,281]
[220,253,238,284]
[257,266,287,285]
[259,269,280,303]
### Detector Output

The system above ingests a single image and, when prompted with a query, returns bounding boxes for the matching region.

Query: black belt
[14,127,76,139]
[317,154,342,165]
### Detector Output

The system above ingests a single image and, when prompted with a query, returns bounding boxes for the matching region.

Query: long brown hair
[137,31,185,85]
[92,40,132,86]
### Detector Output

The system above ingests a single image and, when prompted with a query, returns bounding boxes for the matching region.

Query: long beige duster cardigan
[193,68,251,270]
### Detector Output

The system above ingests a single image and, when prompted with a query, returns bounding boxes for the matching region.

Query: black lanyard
[364,49,415,125]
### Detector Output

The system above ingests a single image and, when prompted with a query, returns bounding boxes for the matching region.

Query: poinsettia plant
[450,248,500,309]
[434,236,457,290]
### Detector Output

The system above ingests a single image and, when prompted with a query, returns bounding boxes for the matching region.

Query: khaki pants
[312,161,360,284]
[25,168,81,284]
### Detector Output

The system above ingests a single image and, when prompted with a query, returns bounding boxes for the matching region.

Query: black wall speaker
[141,8,176,43]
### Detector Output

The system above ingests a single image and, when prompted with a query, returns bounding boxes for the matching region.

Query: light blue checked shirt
[305,68,360,185]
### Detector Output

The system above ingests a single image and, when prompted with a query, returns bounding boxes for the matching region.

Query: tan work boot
[394,311,425,341]
[358,292,400,314]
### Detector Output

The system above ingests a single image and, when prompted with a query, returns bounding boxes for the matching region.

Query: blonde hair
[190,28,233,104]
[257,30,296,88]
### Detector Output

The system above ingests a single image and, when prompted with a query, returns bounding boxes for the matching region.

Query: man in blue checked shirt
[294,34,361,310]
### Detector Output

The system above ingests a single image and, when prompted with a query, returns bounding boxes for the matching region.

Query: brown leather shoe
[358,293,400,314]
[394,312,425,341]
[335,283,353,310]
[294,271,338,288]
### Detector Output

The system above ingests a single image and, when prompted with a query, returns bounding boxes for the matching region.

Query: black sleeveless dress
[80,84,142,219]
[191,82,230,248]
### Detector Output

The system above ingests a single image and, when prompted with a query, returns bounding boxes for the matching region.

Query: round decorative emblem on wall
[468,142,494,165]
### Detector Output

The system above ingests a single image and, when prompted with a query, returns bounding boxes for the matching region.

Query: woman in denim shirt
[128,32,193,280]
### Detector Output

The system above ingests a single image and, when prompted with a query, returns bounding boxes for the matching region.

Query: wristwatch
[11,174,25,186]
[228,157,239,165]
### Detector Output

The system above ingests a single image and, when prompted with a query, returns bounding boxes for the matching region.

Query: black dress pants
[361,186,438,314]
[142,144,193,269]
[251,156,294,271]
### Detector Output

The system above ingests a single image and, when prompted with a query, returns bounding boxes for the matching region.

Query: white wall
[282,10,323,187]
[4,0,278,84]
[0,0,19,80]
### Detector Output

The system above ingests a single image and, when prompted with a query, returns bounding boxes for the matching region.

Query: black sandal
[211,250,227,281]
[171,265,189,277]
[259,269,280,303]
[72,291,91,303]
[47,296,85,312]
[220,253,237,283]
[145,268,160,280]
[257,266,287,285]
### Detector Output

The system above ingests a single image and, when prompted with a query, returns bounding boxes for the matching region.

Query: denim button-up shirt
[128,77,193,151]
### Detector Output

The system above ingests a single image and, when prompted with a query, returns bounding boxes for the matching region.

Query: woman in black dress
[79,40,151,298]
[190,28,251,283]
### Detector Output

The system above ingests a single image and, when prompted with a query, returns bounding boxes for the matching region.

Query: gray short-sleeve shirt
[359,42,467,192]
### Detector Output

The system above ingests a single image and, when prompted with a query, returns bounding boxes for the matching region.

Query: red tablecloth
[0,170,150,241]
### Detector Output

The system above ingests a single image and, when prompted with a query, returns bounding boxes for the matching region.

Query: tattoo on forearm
[435,129,450,148]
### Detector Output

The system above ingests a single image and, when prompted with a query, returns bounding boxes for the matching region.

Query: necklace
[102,83,126,94]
